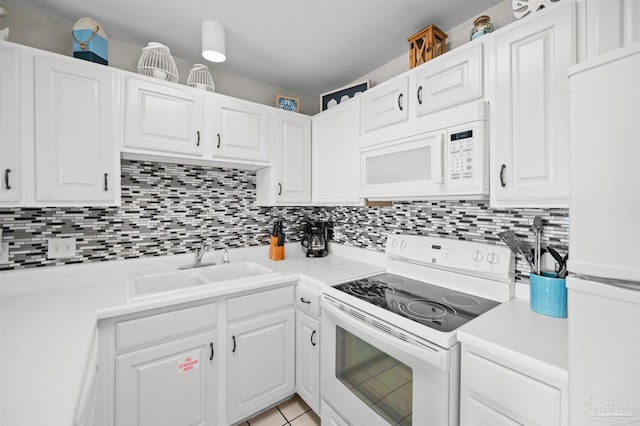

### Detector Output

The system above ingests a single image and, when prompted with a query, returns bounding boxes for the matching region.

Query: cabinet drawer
[296,283,321,317]
[465,351,561,426]
[117,303,217,353]
[227,285,294,322]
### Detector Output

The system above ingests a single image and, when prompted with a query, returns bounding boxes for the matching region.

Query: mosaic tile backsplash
[0,160,569,282]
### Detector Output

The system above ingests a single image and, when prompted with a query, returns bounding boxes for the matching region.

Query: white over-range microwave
[359,102,488,200]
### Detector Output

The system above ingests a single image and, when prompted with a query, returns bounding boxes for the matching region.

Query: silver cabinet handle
[197,131,200,147]
[500,164,507,188]
[4,168,11,190]
[209,342,214,360]
[278,183,282,196]
[417,86,423,105]
[397,93,404,111]
[217,133,221,148]
[300,297,311,305]
[103,173,108,191]
[232,336,236,353]
[311,330,317,346]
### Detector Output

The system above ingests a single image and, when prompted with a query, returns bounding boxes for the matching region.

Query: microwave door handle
[431,133,444,184]
[322,297,449,372]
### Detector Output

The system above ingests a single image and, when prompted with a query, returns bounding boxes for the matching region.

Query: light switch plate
[0,242,9,265]
[48,237,76,259]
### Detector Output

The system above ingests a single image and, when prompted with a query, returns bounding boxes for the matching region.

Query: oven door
[321,296,459,426]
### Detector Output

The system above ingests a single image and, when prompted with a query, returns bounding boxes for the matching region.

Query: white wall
[0,4,319,115]
[351,0,516,88]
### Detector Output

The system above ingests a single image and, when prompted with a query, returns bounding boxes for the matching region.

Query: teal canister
[470,15,494,41]
[529,272,567,318]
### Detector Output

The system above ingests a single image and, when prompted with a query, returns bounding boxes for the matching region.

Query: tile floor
[241,394,320,426]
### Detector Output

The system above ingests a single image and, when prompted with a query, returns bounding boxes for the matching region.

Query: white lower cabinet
[226,286,295,424]
[295,282,321,414]
[460,346,564,426]
[116,331,217,426]
[321,399,349,426]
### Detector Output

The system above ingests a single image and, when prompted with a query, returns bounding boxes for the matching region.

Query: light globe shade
[202,20,226,62]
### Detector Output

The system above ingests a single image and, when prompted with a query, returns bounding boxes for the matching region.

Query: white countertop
[0,242,386,426]
[457,298,568,383]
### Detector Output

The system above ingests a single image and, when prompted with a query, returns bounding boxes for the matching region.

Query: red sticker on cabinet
[177,356,200,374]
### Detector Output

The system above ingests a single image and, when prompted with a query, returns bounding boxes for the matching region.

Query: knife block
[269,235,284,261]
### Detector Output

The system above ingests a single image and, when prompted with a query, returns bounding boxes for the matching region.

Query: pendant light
[201,20,226,63]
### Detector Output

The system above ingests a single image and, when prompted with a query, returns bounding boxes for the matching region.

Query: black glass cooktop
[333,273,500,332]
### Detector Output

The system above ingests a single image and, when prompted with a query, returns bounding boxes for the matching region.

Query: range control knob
[391,238,398,248]
[487,252,500,265]
[400,240,407,249]
[472,250,484,262]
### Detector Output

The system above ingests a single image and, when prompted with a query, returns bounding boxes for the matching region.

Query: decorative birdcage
[187,64,215,92]
[137,42,179,83]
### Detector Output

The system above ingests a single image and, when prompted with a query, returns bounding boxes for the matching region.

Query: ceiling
[5,0,503,97]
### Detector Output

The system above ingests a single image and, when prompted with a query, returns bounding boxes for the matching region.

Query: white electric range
[321,234,515,426]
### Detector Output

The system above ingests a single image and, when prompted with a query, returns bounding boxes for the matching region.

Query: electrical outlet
[0,242,9,265]
[48,237,76,259]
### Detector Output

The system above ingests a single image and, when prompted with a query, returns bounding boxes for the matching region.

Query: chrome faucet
[222,248,230,264]
[178,245,216,270]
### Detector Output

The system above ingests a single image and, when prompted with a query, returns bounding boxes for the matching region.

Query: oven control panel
[386,234,514,283]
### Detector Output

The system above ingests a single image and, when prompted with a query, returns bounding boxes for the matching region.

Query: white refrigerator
[567,41,640,425]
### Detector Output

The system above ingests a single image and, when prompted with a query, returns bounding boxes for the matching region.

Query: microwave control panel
[447,121,487,195]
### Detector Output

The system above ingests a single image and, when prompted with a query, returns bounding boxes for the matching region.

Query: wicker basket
[137,42,179,83]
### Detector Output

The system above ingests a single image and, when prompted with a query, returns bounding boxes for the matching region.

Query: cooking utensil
[497,230,535,271]
[533,216,543,275]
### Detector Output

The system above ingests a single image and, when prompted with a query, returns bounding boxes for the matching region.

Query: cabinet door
[296,311,319,413]
[274,111,311,204]
[311,100,362,205]
[360,130,445,199]
[491,3,574,207]
[34,56,117,203]
[116,332,217,426]
[213,94,270,162]
[124,77,205,155]
[361,75,409,133]
[227,309,295,424]
[414,43,483,116]
[0,44,25,204]
[462,396,522,426]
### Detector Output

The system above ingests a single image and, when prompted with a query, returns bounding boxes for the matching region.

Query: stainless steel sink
[127,262,278,300]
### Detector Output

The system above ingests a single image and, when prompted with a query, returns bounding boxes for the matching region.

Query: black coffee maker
[301,220,330,257]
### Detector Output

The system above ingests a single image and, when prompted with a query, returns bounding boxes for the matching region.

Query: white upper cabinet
[34,54,119,204]
[311,99,363,205]
[414,42,484,116]
[490,3,575,208]
[360,75,409,134]
[256,111,311,205]
[124,76,205,156]
[213,94,271,163]
[0,43,26,204]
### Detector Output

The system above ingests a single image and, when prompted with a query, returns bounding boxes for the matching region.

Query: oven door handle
[322,297,450,372]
